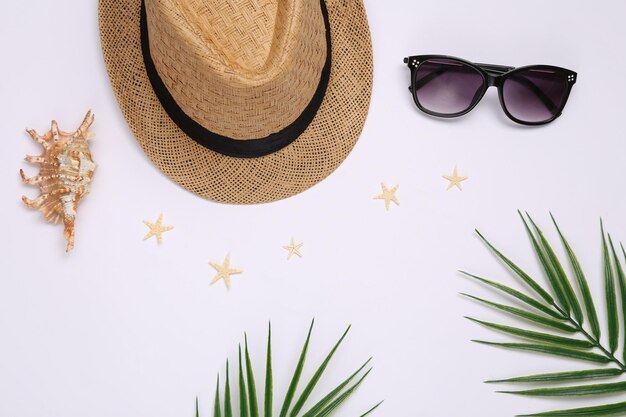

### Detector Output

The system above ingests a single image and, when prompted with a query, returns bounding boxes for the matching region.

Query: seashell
[21,111,96,252]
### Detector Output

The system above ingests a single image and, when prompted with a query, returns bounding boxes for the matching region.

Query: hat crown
[145,0,328,140]
[176,0,278,72]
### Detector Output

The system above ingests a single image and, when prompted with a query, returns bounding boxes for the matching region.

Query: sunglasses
[404,55,577,125]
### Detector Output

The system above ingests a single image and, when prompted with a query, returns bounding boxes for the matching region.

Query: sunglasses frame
[404,54,577,125]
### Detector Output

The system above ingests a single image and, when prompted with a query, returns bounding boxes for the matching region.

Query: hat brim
[99,0,373,204]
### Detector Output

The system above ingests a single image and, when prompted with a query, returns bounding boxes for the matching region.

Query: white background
[2,1,626,416]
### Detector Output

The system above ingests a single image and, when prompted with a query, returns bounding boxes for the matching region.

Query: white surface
[2,1,626,416]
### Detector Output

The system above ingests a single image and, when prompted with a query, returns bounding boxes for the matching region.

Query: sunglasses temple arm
[411,63,483,91]
[504,74,558,114]
[411,68,448,91]
[406,58,489,92]
[410,62,516,93]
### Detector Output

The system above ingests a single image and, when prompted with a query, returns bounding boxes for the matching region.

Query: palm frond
[244,335,259,417]
[265,324,273,417]
[518,212,570,313]
[499,380,626,396]
[199,321,380,417]
[215,377,222,417]
[225,361,233,417]
[601,222,619,354]
[526,213,583,323]
[280,320,314,417]
[472,341,610,363]
[486,368,623,384]
[308,369,372,417]
[551,213,601,338]
[289,325,351,417]
[465,317,593,349]
[465,213,626,416]
[301,358,372,417]
[518,401,626,417]
[238,346,249,417]
[475,229,555,305]
[461,293,577,332]
[460,271,564,319]
[609,236,626,363]
[357,402,383,417]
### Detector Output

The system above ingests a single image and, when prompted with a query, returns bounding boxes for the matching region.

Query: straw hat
[99,0,373,204]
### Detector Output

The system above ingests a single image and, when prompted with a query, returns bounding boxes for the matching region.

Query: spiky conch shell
[21,111,96,252]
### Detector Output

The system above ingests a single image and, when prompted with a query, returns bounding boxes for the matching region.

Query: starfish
[374,182,399,211]
[143,213,174,244]
[283,237,304,260]
[209,254,243,290]
[443,165,468,191]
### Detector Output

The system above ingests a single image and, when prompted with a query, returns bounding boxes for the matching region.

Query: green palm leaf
[476,230,555,305]
[239,346,249,417]
[215,376,222,417]
[289,326,351,417]
[622,242,626,357]
[609,237,626,363]
[301,358,372,417]
[280,320,314,417]
[309,369,372,417]
[551,213,601,339]
[601,222,619,354]
[461,294,577,332]
[501,380,626,396]
[465,214,626,416]
[526,213,583,323]
[244,336,259,417]
[518,212,570,313]
[466,317,593,349]
[519,401,626,416]
[225,361,233,417]
[201,321,379,417]
[358,402,383,417]
[265,324,273,417]
[461,271,564,319]
[486,369,623,384]
[472,341,610,363]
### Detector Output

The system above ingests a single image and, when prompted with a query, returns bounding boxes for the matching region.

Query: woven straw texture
[147,0,328,139]
[99,0,373,204]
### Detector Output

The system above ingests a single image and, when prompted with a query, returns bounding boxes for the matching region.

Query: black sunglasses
[404,55,577,125]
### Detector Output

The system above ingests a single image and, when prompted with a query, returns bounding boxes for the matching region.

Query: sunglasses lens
[413,58,485,115]
[502,68,569,123]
